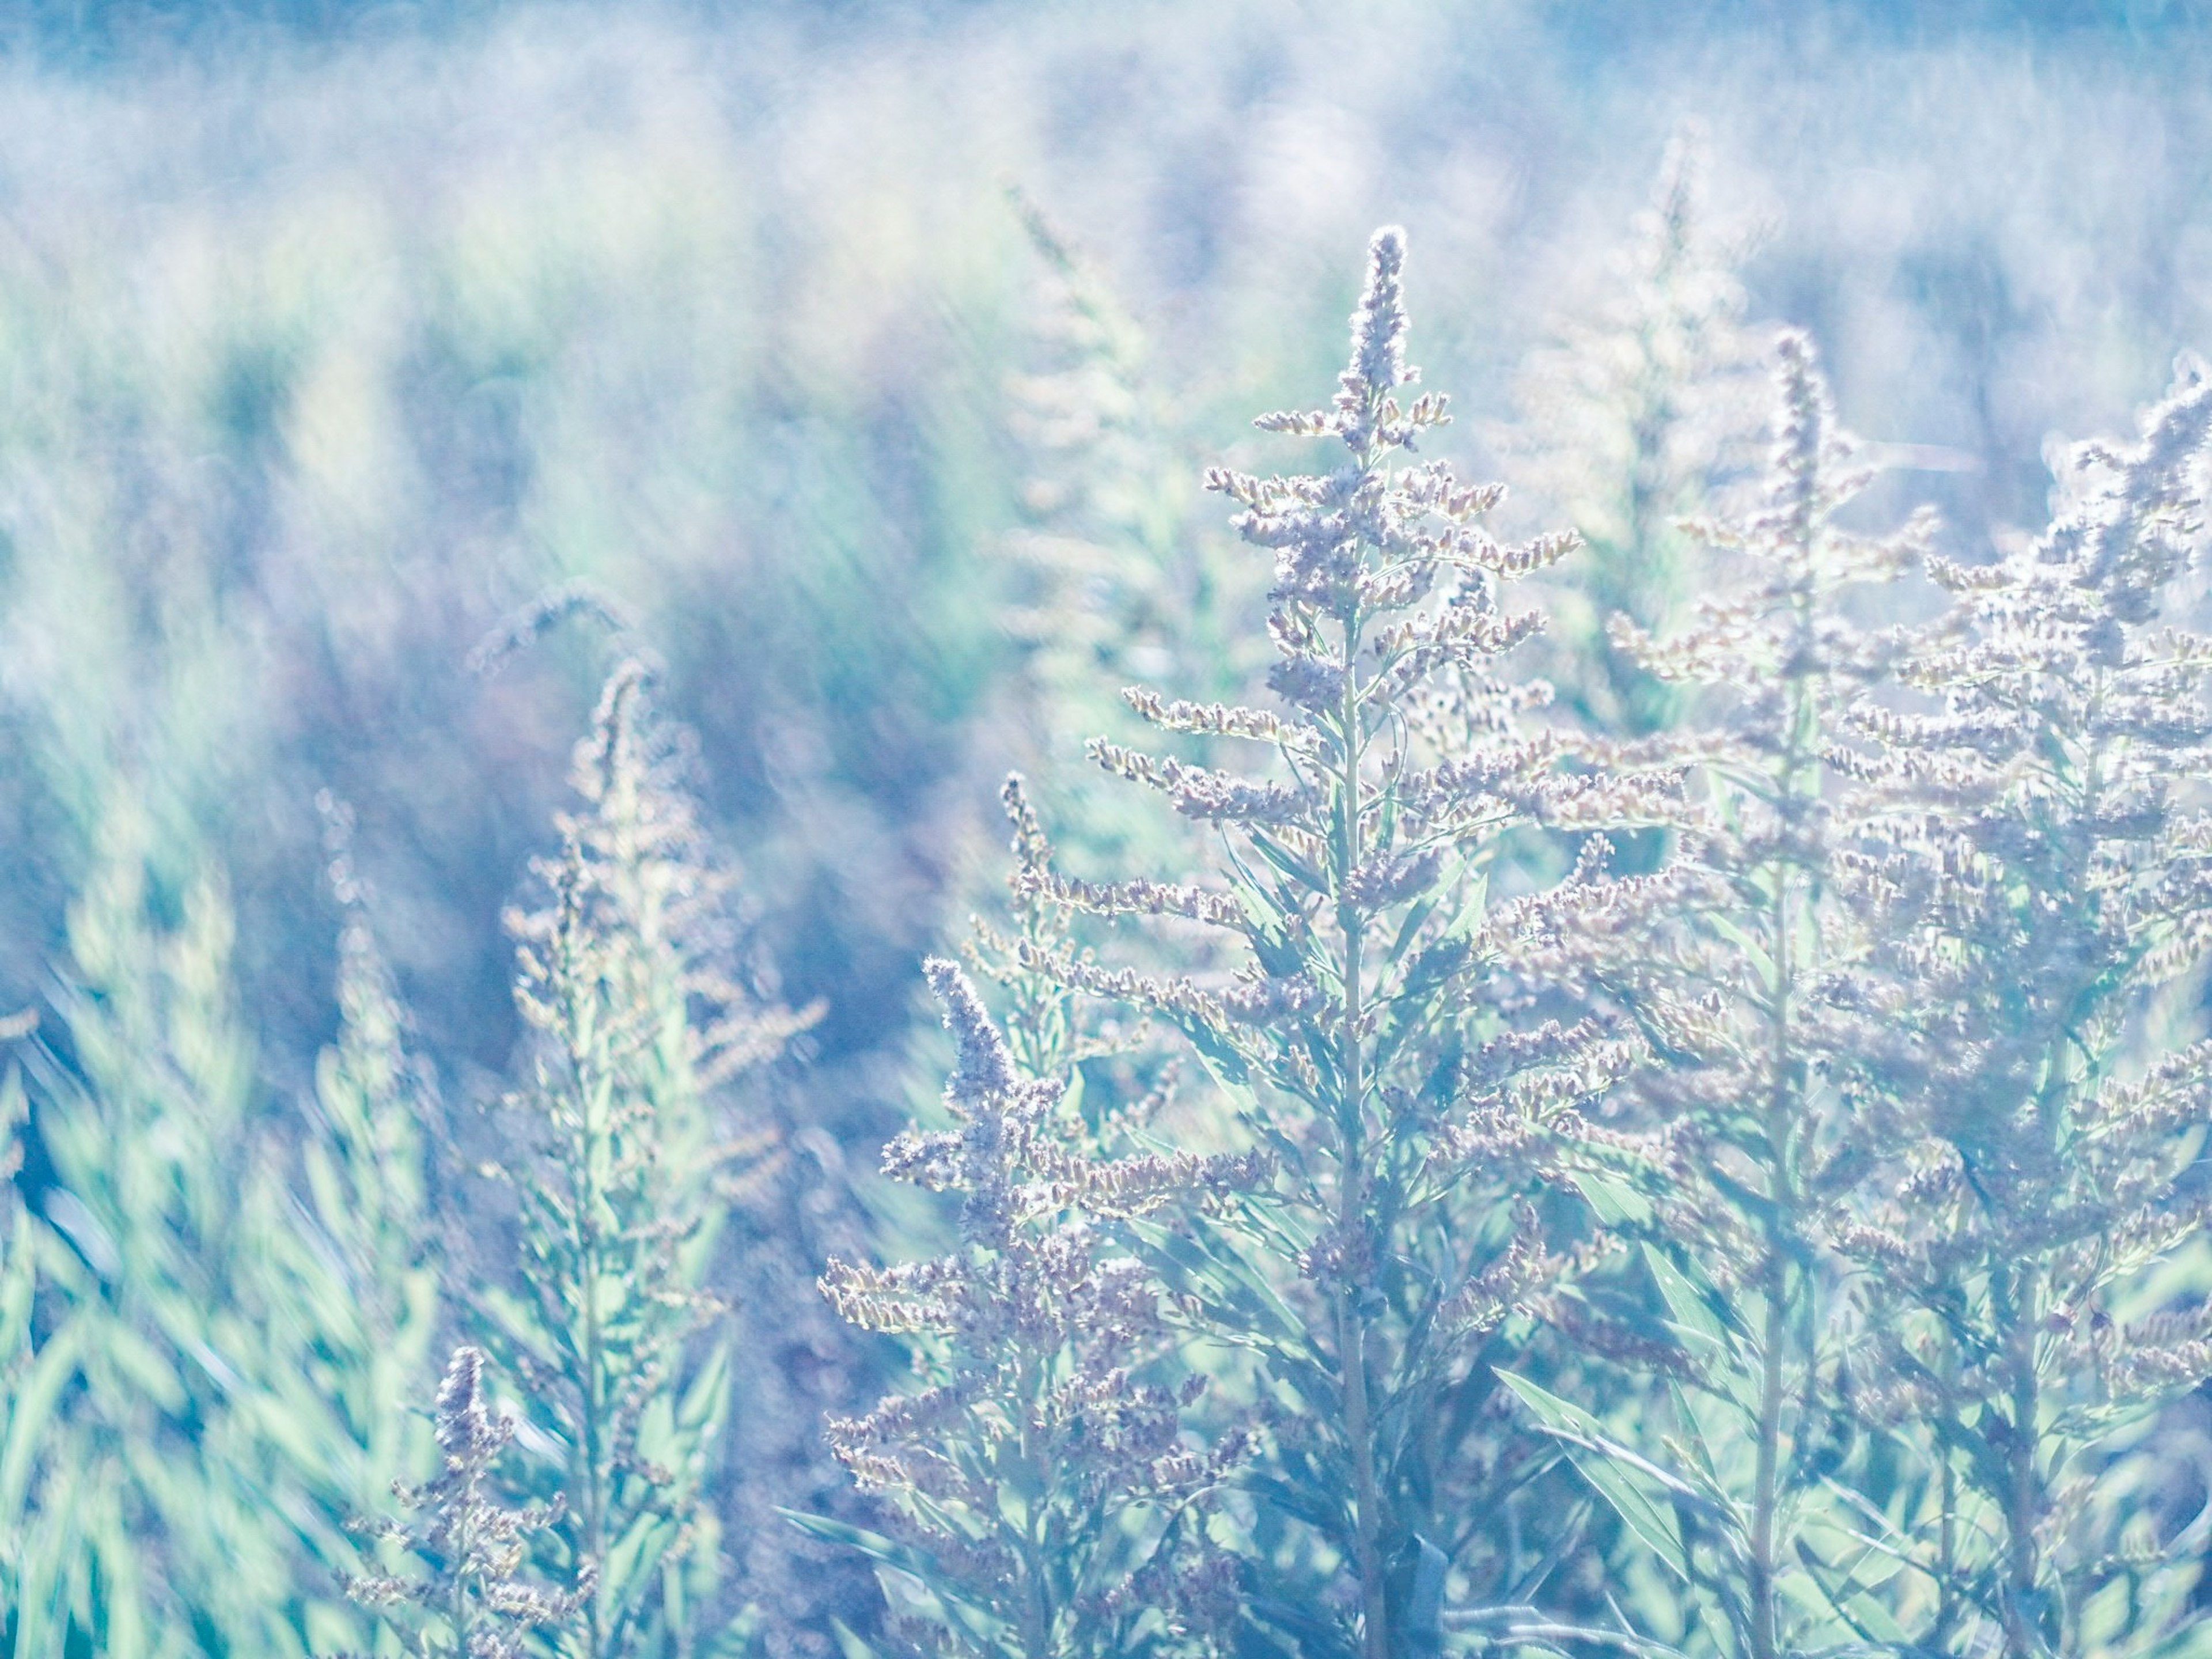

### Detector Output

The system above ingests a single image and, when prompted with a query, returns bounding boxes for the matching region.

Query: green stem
[453,1486,478,1654]
[1336,577,1389,1659]
[1747,586,1817,1659]
[1936,1449,1958,1650]
[2001,1268,2042,1659]
[1015,1353,1054,1659]
[560,907,609,1659]
[1747,882,1792,1659]
[1748,1248,1787,1659]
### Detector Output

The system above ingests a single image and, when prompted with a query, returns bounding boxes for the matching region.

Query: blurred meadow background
[8,0,2212,1120]
[9,0,2212,1653]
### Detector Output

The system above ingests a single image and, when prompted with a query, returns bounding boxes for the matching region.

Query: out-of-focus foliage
[0,0,2209,1100]
[984,195,1261,877]
[5,797,436,1656]
[1502,130,1767,739]
[476,656,815,1657]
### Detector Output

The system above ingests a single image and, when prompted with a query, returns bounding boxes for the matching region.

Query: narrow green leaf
[1570,1170,1654,1230]
[1495,1370,1694,1582]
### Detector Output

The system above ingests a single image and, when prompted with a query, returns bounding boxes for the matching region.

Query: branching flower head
[1830,358,2212,1659]
[994,225,1681,1659]
[346,1346,585,1659]
[816,958,1257,1658]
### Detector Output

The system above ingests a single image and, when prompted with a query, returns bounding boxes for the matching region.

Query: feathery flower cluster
[998,227,1681,1659]
[813,958,1257,1658]
[486,657,817,1658]
[344,1346,585,1658]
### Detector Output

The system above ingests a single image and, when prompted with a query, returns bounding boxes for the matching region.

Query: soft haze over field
[7,4,2212,1652]
[0,1,2204,1103]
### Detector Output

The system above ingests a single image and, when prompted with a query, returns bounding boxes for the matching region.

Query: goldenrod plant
[975,192,1263,944]
[480,656,817,1658]
[1830,362,2212,1659]
[230,797,446,1653]
[20,804,272,1654]
[345,1345,587,1659]
[931,228,1679,1659]
[815,226,2212,1659]
[1503,131,1766,741]
[997,191,1206,751]
[1535,332,1936,1659]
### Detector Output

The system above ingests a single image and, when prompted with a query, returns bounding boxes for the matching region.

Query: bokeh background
[2,0,2209,1120]
[6,0,2212,1647]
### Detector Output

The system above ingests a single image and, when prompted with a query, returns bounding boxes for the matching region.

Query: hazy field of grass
[5,3,2212,1654]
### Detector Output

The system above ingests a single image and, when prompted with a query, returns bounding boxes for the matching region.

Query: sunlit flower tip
[433,1344,495,1456]
[923,956,1019,1103]
[1772,328,1827,455]
[1344,225,1412,410]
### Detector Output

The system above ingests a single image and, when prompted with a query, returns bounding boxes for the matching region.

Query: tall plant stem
[2001,1266,2043,1659]
[560,912,609,1659]
[1748,1230,1787,1659]
[1937,1451,1959,1649]
[1016,1352,1054,1659]
[1337,596,1390,1659]
[1748,596,1816,1659]
[1747,892,1792,1659]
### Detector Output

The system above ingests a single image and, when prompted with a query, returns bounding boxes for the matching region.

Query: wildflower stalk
[346,1345,586,1658]
[980,189,1256,957]
[1333,623,1388,1659]
[486,657,814,1658]
[1013,228,1665,1658]
[1569,331,1932,1659]
[808,953,1257,1659]
[1744,372,1819,1659]
[1835,360,2212,1659]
